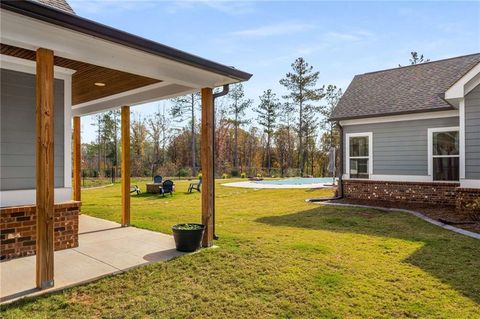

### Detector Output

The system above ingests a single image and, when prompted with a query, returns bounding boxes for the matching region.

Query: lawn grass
[2,179,480,318]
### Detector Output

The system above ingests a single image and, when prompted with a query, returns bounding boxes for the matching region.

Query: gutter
[211,85,230,240]
[1,1,252,82]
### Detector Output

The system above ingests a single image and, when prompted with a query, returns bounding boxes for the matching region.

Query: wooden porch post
[201,88,214,247]
[121,106,131,226]
[36,48,55,289]
[73,116,81,202]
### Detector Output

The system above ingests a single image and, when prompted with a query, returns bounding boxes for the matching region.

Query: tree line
[82,52,429,180]
[82,57,342,180]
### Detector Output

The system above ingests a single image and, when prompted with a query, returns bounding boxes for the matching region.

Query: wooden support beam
[36,48,55,289]
[72,116,81,202]
[201,88,214,247]
[121,106,131,226]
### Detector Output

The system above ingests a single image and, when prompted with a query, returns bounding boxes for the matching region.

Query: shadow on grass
[256,206,480,304]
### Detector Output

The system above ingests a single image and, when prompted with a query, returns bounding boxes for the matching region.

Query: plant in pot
[172,223,205,252]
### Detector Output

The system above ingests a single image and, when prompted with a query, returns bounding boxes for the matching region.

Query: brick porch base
[1,201,80,261]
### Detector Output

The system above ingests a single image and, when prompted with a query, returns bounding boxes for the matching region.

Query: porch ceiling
[1,44,161,105]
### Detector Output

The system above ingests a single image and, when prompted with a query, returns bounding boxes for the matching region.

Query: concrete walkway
[0,215,184,303]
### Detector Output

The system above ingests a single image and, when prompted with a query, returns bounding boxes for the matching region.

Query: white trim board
[339,110,458,126]
[341,175,461,183]
[459,99,466,180]
[0,188,72,207]
[460,179,480,189]
[72,82,196,116]
[445,61,480,102]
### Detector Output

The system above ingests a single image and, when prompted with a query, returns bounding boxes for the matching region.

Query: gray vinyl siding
[0,69,65,190]
[465,84,480,179]
[343,116,459,176]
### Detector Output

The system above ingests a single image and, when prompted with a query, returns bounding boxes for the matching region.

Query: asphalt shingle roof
[331,53,480,121]
[35,0,75,14]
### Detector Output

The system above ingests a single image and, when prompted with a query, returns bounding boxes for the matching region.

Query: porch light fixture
[94,82,106,87]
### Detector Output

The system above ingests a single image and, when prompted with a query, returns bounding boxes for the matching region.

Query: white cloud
[324,30,374,42]
[231,23,315,37]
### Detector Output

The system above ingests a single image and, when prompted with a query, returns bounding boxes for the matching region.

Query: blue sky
[70,0,480,142]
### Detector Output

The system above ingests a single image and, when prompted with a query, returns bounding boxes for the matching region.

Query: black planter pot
[172,224,205,252]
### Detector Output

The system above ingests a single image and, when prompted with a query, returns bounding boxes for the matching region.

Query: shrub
[241,172,247,179]
[466,198,480,222]
[230,169,239,177]
[177,168,190,177]
[198,172,202,179]
[222,173,230,179]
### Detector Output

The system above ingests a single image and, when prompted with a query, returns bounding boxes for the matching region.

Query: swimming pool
[254,177,335,186]
[222,177,336,189]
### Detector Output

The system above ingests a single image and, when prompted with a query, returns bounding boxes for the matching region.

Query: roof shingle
[34,0,75,14]
[331,53,480,120]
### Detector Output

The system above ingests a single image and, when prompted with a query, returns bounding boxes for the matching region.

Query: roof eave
[0,0,252,82]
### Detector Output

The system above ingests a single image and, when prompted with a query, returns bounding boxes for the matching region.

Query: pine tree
[280,57,324,175]
[227,83,252,172]
[170,93,201,176]
[255,89,280,174]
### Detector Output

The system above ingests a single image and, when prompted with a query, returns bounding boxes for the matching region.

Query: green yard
[2,179,479,318]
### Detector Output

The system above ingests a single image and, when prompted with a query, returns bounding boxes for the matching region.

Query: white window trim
[0,54,75,206]
[427,126,460,180]
[345,132,373,179]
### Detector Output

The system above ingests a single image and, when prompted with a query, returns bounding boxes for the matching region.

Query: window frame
[427,127,460,181]
[346,132,373,179]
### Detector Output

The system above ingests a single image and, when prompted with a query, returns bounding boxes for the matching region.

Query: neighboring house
[331,54,480,208]
[0,0,251,288]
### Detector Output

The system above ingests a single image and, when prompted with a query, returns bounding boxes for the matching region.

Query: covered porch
[1,214,184,303]
[0,0,251,296]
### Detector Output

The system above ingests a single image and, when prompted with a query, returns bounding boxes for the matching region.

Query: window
[429,128,459,181]
[347,133,372,179]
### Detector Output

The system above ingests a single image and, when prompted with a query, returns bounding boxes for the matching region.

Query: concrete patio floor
[0,215,184,303]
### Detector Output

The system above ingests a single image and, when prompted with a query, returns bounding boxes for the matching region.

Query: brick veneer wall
[342,180,460,206]
[1,201,80,260]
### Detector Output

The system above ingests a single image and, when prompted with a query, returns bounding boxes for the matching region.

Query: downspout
[211,84,229,240]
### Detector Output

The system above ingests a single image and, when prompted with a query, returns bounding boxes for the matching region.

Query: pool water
[254,177,335,186]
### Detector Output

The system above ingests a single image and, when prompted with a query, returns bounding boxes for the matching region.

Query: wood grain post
[73,116,81,202]
[36,48,55,289]
[201,88,214,247]
[121,106,131,226]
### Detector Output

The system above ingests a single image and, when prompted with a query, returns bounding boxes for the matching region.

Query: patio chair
[130,185,141,195]
[153,175,163,184]
[160,180,174,196]
[188,177,202,193]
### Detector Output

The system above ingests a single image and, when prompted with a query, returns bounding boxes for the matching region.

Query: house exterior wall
[343,116,459,177]
[0,68,65,191]
[0,201,80,260]
[465,84,480,180]
[342,180,459,206]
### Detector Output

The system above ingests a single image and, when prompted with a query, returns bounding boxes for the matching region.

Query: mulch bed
[331,198,480,234]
